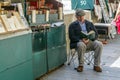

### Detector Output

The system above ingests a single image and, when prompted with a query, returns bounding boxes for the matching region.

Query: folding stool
[67,48,94,68]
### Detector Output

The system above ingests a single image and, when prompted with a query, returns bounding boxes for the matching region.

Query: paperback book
[80,30,95,40]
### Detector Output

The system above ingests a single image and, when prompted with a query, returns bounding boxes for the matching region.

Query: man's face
[76,16,85,22]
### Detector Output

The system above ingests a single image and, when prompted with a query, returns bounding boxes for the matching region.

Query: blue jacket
[69,20,98,49]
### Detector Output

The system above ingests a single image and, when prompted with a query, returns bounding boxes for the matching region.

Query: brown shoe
[101,40,108,44]
[76,66,83,72]
[93,66,102,72]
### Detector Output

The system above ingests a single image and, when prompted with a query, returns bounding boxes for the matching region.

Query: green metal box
[33,50,47,79]
[47,24,66,49]
[32,32,46,52]
[0,33,32,72]
[0,60,33,80]
[47,45,67,71]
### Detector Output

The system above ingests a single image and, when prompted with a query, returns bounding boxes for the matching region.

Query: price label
[80,0,87,6]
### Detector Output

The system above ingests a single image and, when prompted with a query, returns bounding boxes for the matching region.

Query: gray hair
[75,9,85,16]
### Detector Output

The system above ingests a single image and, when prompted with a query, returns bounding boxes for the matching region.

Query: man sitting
[69,9,103,72]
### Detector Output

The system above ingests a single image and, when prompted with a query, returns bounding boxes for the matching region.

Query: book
[80,30,95,40]
[0,20,6,33]
[0,15,12,31]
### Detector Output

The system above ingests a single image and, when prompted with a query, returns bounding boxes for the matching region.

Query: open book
[80,30,95,40]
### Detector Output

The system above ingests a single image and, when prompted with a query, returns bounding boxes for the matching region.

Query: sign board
[71,0,94,10]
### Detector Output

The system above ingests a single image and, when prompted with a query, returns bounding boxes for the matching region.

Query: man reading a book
[69,9,103,72]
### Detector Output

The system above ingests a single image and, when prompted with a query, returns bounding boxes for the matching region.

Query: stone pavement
[39,35,120,80]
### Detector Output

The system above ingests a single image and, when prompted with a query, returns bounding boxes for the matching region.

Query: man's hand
[82,38,89,44]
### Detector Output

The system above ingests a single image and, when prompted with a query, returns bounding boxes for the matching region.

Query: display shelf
[0,13,30,33]
[24,0,64,26]
[0,2,30,34]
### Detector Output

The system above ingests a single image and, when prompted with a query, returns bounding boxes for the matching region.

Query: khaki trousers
[77,40,103,66]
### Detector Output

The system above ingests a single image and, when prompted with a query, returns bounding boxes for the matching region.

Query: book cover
[0,19,6,33]
[0,15,11,31]
[80,30,95,40]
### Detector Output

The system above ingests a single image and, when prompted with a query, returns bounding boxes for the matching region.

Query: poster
[0,15,12,31]
[0,19,6,33]
[12,16,23,29]
[7,17,18,31]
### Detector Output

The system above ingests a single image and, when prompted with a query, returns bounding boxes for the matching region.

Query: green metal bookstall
[32,30,47,78]
[0,0,34,80]
[26,0,67,79]
[30,14,67,79]
[0,0,67,80]
[47,23,66,71]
